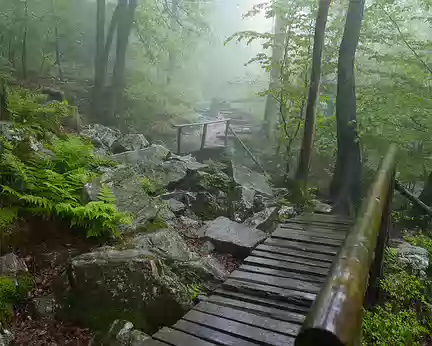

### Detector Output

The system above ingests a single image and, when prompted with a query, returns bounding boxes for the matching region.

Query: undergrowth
[362,238,432,345]
[0,275,33,325]
[0,87,131,238]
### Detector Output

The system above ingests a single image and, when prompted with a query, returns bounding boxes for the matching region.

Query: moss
[0,274,33,325]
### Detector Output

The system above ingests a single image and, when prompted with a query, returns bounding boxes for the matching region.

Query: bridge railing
[295,144,397,346]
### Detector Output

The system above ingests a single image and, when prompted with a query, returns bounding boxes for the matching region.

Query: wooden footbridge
[143,145,397,346]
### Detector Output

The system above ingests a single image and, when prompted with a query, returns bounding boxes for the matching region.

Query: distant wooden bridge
[142,145,397,346]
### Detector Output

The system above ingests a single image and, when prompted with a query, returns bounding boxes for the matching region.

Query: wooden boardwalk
[143,213,353,346]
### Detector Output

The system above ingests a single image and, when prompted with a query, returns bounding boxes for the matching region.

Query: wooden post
[177,126,182,154]
[201,124,208,150]
[224,119,230,147]
[366,170,395,306]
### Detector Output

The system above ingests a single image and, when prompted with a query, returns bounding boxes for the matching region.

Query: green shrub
[0,207,18,231]
[362,304,428,346]
[0,275,33,325]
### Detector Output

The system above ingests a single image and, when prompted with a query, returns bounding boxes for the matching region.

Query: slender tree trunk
[110,0,137,121]
[296,0,331,189]
[330,0,365,214]
[21,0,28,80]
[0,79,8,120]
[52,0,64,81]
[94,0,106,118]
[8,36,14,67]
[167,0,179,84]
[263,4,285,139]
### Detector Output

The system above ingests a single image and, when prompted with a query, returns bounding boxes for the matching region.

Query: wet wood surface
[143,213,350,346]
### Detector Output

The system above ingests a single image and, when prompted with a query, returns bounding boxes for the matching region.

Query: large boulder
[55,248,191,333]
[111,134,149,154]
[104,320,150,346]
[191,192,226,220]
[112,145,170,172]
[229,186,255,222]
[201,217,267,257]
[0,253,27,275]
[80,124,121,150]
[84,165,175,233]
[231,162,272,196]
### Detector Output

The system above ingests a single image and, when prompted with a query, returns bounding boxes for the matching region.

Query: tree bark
[21,0,28,80]
[263,4,285,139]
[110,0,137,121]
[413,172,432,214]
[52,0,64,81]
[93,0,106,118]
[0,79,8,121]
[167,0,180,84]
[296,0,331,188]
[330,0,365,214]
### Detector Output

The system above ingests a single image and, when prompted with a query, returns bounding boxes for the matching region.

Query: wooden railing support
[224,119,230,147]
[176,127,182,154]
[295,144,397,346]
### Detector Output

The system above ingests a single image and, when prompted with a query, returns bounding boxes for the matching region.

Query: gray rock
[105,320,150,346]
[0,253,27,275]
[127,230,226,282]
[168,154,208,171]
[191,192,226,220]
[32,295,56,318]
[243,207,279,232]
[130,330,151,346]
[55,249,191,333]
[202,217,267,257]
[177,216,203,239]
[158,191,196,207]
[166,199,186,213]
[111,134,149,154]
[279,205,296,220]
[310,199,332,213]
[112,145,170,172]
[231,163,272,196]
[230,186,255,222]
[0,121,23,144]
[0,327,13,346]
[80,124,121,149]
[397,242,429,276]
[200,241,215,254]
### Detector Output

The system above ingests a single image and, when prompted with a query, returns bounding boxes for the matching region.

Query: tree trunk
[296,0,331,189]
[416,172,432,212]
[21,0,28,80]
[110,0,137,121]
[93,0,106,118]
[167,0,180,84]
[52,0,64,81]
[263,4,285,139]
[0,79,8,120]
[330,0,365,214]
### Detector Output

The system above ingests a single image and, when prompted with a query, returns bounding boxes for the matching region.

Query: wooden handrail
[172,118,231,128]
[295,144,397,346]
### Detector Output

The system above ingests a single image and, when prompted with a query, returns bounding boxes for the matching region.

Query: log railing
[295,144,397,346]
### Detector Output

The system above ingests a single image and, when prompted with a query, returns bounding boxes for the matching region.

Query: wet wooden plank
[153,327,217,346]
[292,213,353,225]
[265,238,338,255]
[245,256,329,277]
[214,289,310,314]
[256,244,334,263]
[251,250,331,268]
[183,310,295,346]
[277,225,348,240]
[207,295,305,324]
[230,270,320,294]
[223,279,316,306]
[238,264,325,283]
[194,301,301,336]
[142,339,171,346]
[173,320,258,346]
[271,232,343,247]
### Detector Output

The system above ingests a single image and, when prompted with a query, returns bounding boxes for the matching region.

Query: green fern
[98,185,117,204]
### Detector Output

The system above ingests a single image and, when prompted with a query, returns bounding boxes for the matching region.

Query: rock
[231,163,272,196]
[80,124,121,149]
[168,154,207,171]
[0,121,23,144]
[32,295,56,318]
[129,230,227,282]
[243,207,279,232]
[200,241,215,254]
[55,249,191,333]
[201,217,267,257]
[111,134,149,154]
[397,242,429,276]
[177,216,203,239]
[106,320,135,346]
[84,165,175,233]
[230,186,255,222]
[0,253,27,275]
[130,330,151,346]
[166,199,186,213]
[310,199,332,213]
[158,191,196,207]
[0,326,13,346]
[278,205,296,220]
[112,145,170,172]
[191,192,226,220]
